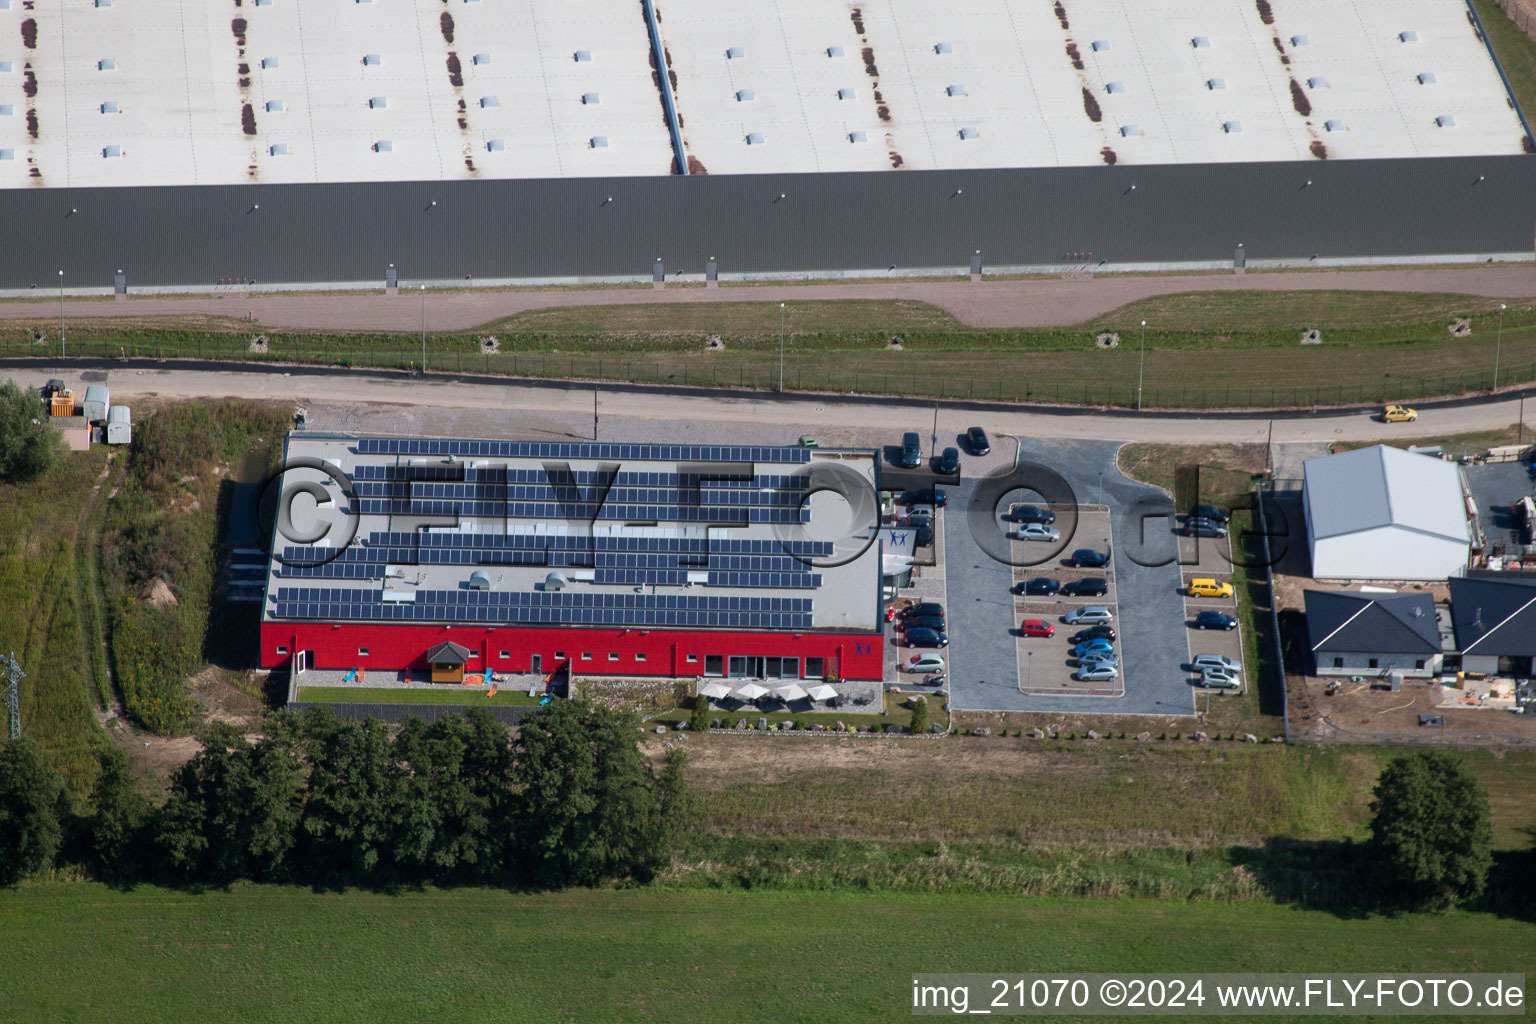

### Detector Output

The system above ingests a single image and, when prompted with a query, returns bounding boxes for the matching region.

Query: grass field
[296,685,546,706]
[2,883,1531,1024]
[1473,0,1536,127]
[9,289,1536,408]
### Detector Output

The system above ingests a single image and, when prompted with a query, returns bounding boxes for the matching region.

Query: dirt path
[4,266,1535,331]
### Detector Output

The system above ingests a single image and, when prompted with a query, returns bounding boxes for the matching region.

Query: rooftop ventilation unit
[1290,34,1309,46]
[849,130,867,142]
[1091,40,1110,52]
[1119,125,1139,137]
[261,57,279,69]
[545,572,568,591]
[1417,72,1437,85]
[481,96,499,107]
[1435,114,1455,127]
[1207,77,1226,90]
[486,138,505,152]
[1324,119,1345,131]
[745,131,766,145]
[0,62,12,73]
[468,570,491,591]
[837,87,855,100]
[946,83,966,96]
[0,150,12,161]
[580,92,599,105]
[269,143,289,156]
[726,46,745,59]
[1307,76,1328,88]
[100,101,119,113]
[473,53,491,65]
[1191,36,1210,48]
[934,42,953,54]
[1106,81,1125,93]
[958,126,978,139]
[0,105,12,116]
[363,53,381,66]
[98,58,117,71]
[373,140,393,152]
[254,0,270,7]
[102,145,123,158]
[369,96,387,109]
[735,89,754,101]
[827,45,844,58]
[95,0,112,7]
[1399,30,1418,43]
[574,50,591,62]
[266,99,285,112]
[590,136,608,148]
[1222,121,1242,133]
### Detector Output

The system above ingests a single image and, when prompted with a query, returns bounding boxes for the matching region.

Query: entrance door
[530,654,542,676]
[295,649,310,675]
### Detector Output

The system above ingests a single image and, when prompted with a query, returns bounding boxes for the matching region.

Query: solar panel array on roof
[272,586,814,629]
[354,438,812,462]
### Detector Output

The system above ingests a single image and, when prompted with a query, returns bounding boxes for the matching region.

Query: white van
[904,652,946,674]
[1064,605,1113,625]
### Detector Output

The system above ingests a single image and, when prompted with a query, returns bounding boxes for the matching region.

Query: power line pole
[3,651,24,741]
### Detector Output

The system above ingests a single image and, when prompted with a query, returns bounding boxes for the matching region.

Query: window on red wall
[686,654,698,663]
[581,653,593,661]
[805,657,824,679]
[358,648,369,657]
[276,645,289,655]
[704,655,723,676]
[499,650,510,659]
[635,652,647,662]
[607,653,619,662]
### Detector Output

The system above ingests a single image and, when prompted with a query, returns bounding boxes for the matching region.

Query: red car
[1019,618,1055,638]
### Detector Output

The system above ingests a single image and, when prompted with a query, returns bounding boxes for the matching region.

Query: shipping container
[106,405,132,445]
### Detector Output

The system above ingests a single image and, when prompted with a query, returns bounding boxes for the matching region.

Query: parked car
[966,426,991,455]
[1199,668,1242,690]
[901,615,946,634]
[1065,606,1113,625]
[1005,504,1056,525]
[904,652,946,674]
[1015,523,1061,542]
[1185,517,1228,538]
[1061,577,1108,598]
[905,626,949,648]
[1019,618,1055,637]
[1070,626,1116,644]
[904,510,935,530]
[1191,654,1241,673]
[1194,610,1238,631]
[899,487,947,508]
[1188,578,1235,599]
[899,431,922,468]
[1072,639,1114,656]
[913,524,934,547]
[1070,549,1110,568]
[798,435,819,447]
[1013,577,1061,596]
[1074,665,1119,682]
[1077,653,1120,669]
[1381,404,1418,423]
[902,602,945,620]
[934,447,960,475]
[1190,504,1230,525]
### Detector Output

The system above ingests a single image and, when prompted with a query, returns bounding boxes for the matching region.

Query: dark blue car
[1071,549,1111,568]
[1194,610,1238,631]
[1012,577,1061,596]
[906,627,949,648]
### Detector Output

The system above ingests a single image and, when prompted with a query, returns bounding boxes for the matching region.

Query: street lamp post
[778,302,786,392]
[1136,319,1147,411]
[1494,303,1506,391]
[419,285,426,373]
[58,270,65,358]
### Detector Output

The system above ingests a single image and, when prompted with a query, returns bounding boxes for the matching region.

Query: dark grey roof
[1448,575,1536,656]
[1304,589,1440,654]
[425,640,472,664]
[2,154,1534,288]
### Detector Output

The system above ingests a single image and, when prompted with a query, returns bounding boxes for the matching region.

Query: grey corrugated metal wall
[2,155,1533,288]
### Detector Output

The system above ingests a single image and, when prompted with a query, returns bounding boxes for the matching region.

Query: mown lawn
[297,685,546,706]
[2,883,1531,1024]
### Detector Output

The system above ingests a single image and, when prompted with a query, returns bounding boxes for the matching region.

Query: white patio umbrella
[697,681,732,700]
[733,681,770,701]
[806,684,839,702]
[772,682,808,702]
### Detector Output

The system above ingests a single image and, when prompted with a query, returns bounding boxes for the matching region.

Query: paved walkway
[3,265,1535,331]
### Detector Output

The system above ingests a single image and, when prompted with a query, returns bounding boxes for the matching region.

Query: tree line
[0,700,690,889]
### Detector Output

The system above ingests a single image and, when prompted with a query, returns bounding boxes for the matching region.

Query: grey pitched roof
[1303,446,1468,545]
[1304,589,1440,654]
[425,640,472,664]
[1448,575,1536,656]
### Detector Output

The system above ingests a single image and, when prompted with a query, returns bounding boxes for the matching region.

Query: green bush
[0,379,61,483]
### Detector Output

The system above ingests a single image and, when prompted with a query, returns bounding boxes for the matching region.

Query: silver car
[1075,665,1119,682]
[1015,523,1061,542]
[1200,668,1242,689]
[1064,606,1113,625]
[1191,654,1241,673]
[1077,653,1120,669]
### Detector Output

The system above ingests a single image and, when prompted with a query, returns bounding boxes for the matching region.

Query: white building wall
[1310,525,1468,581]
[1314,650,1441,677]
[1462,654,1502,675]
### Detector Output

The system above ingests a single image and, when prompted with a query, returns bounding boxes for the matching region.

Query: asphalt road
[1,265,1533,330]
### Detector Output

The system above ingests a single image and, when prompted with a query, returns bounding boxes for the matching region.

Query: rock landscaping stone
[931,723,945,733]
[655,726,666,734]
[1135,731,1151,741]
[1244,733,1258,743]
[835,721,846,732]
[1029,728,1046,739]
[1192,731,1208,742]
[1096,332,1120,348]
[1085,729,1099,740]
[973,726,991,737]
[1299,329,1321,345]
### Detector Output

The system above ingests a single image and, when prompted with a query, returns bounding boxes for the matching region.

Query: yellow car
[1381,405,1418,423]
[1187,578,1235,599]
